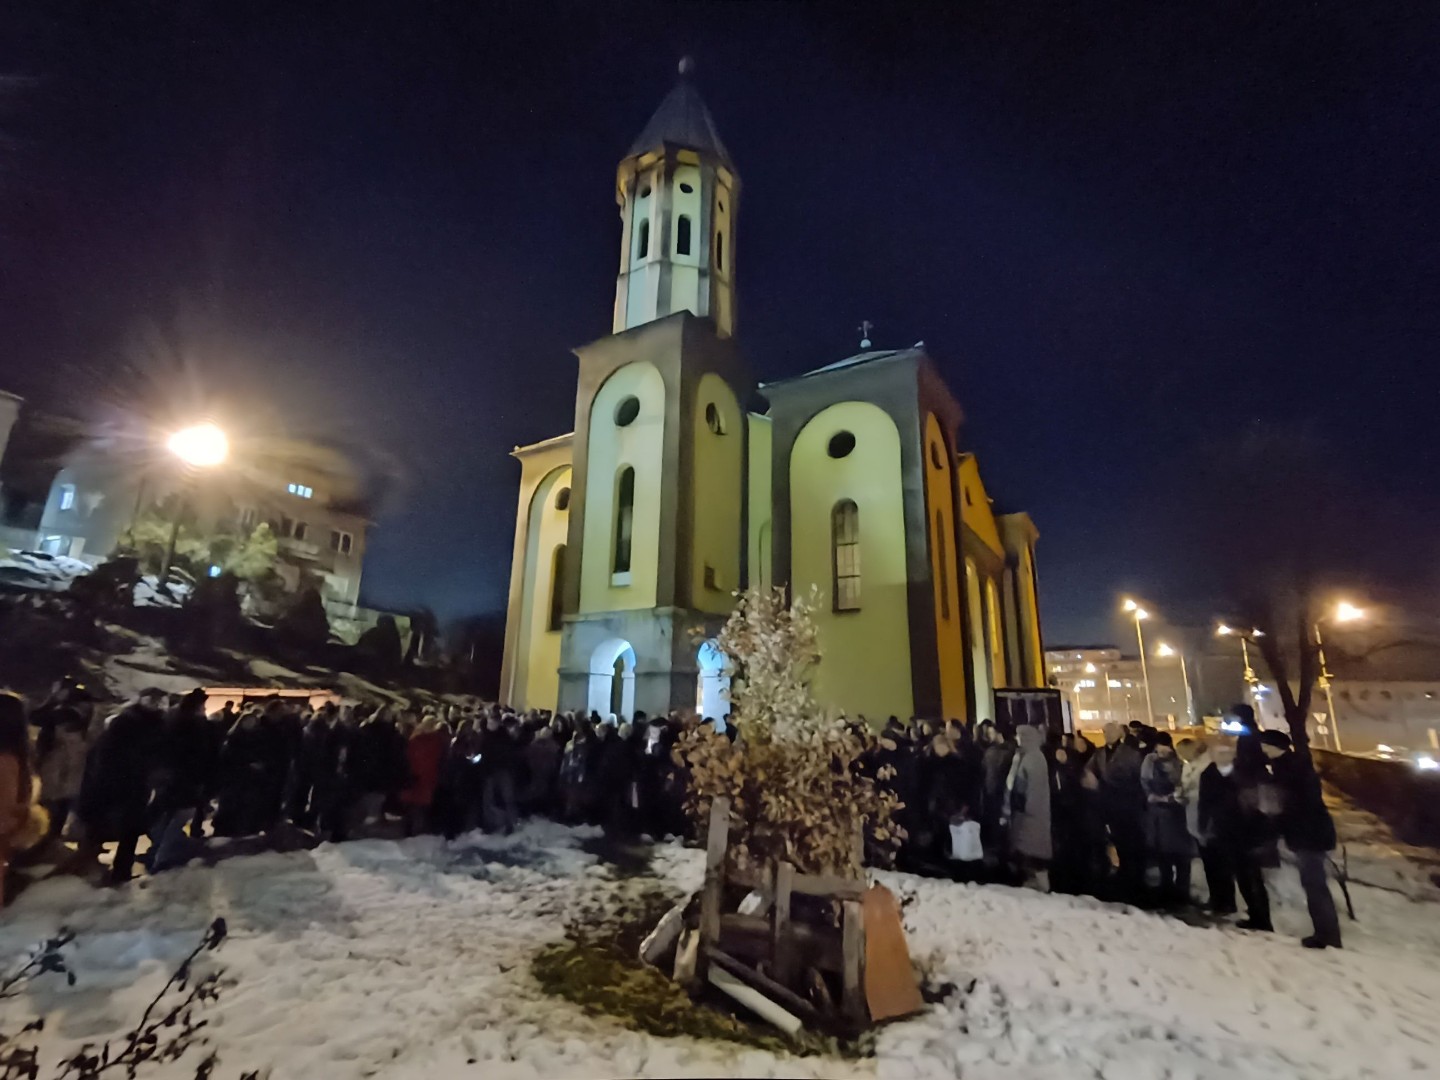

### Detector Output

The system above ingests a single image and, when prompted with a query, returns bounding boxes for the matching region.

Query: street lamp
[158,422,230,586]
[1316,601,1365,754]
[1216,624,1262,713]
[1155,642,1195,728]
[1122,598,1156,725]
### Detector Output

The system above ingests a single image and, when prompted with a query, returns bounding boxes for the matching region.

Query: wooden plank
[840,899,867,1026]
[772,860,795,986]
[704,946,823,1028]
[790,872,866,899]
[862,883,924,1022]
[697,796,730,981]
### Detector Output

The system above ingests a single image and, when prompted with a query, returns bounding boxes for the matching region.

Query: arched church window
[547,544,566,631]
[679,182,694,194]
[613,466,635,577]
[637,219,650,259]
[832,500,861,612]
[715,231,724,272]
[676,215,692,256]
[555,486,571,511]
[705,402,726,435]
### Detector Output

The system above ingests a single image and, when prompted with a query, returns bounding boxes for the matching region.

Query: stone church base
[557,606,730,721]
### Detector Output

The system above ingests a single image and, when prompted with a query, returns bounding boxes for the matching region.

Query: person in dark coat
[521,725,562,817]
[1050,734,1099,894]
[441,718,484,837]
[1197,740,1271,927]
[146,689,214,871]
[348,710,408,831]
[1088,722,1146,900]
[1261,730,1342,948]
[978,722,1014,866]
[214,710,278,837]
[478,713,519,833]
[559,724,594,823]
[1139,732,1192,906]
[77,688,166,884]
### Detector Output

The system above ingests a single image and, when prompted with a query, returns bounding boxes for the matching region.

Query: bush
[674,588,903,877]
[354,614,402,676]
[273,587,330,653]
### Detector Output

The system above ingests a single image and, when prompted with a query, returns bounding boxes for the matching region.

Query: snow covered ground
[2,819,1438,1080]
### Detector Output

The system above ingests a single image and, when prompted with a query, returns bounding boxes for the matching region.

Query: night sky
[2,2,1438,645]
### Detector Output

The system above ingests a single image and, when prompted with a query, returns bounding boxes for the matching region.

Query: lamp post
[1315,601,1365,754]
[1123,599,1156,725]
[1217,624,1261,714]
[1155,642,1194,728]
[157,422,229,586]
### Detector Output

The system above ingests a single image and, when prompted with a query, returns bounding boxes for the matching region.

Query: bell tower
[613,58,739,339]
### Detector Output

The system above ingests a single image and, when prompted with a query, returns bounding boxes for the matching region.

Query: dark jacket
[1269,752,1336,852]
[349,719,407,793]
[153,705,216,812]
[1140,752,1192,858]
[1197,763,1270,852]
[77,703,163,831]
[1089,741,1144,817]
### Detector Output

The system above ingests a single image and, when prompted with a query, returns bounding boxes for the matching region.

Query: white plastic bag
[949,820,983,862]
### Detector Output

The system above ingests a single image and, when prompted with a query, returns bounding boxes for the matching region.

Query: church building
[500,65,1045,725]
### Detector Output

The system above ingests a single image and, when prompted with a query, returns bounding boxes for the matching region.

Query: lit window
[329,530,353,555]
[1108,679,1123,688]
[548,544,566,631]
[1075,679,1096,689]
[58,484,76,511]
[676,214,692,255]
[287,483,313,499]
[613,466,635,578]
[832,499,861,612]
[1079,710,1100,721]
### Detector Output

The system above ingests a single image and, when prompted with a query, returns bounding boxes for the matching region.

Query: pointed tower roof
[627,58,733,168]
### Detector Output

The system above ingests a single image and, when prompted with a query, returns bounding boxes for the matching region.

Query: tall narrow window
[832,500,861,612]
[935,511,951,620]
[548,544,566,631]
[613,466,635,577]
[676,214,692,255]
[637,219,650,259]
[715,231,724,271]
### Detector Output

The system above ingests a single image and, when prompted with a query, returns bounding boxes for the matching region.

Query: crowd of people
[0,683,1342,951]
[868,705,1342,949]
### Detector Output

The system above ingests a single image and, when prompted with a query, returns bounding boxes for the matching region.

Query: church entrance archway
[695,639,731,722]
[588,637,636,720]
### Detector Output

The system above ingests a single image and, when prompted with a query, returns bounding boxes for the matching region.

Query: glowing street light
[166,422,229,468]
[158,421,230,586]
[1155,642,1195,728]
[1121,598,1156,725]
[1334,601,1365,624]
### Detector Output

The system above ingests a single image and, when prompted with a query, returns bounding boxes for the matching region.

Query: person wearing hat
[1260,730,1342,949]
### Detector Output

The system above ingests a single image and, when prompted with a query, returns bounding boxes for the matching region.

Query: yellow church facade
[500,67,1045,725]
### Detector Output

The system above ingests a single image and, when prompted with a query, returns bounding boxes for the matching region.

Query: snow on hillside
[2,821,1438,1080]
